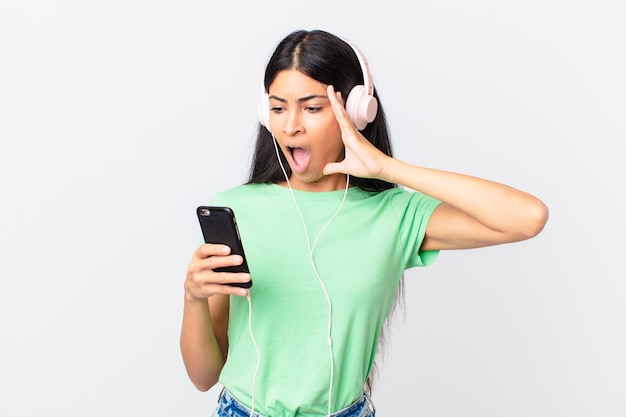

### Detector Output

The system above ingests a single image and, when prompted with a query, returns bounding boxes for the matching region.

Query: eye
[270,105,285,114]
[305,106,322,113]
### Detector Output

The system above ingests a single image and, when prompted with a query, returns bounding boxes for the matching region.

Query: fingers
[197,273,250,297]
[196,243,231,258]
[323,160,345,176]
[327,84,342,107]
[186,244,251,298]
[187,268,251,297]
[327,85,353,131]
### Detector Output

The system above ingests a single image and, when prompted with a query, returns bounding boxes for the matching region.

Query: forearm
[180,293,225,392]
[382,157,548,238]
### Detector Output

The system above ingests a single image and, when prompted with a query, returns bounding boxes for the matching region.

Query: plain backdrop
[1,1,624,416]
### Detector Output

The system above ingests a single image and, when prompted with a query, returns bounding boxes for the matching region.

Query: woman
[181,29,548,417]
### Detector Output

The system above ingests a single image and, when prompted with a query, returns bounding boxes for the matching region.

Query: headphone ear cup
[345,85,378,130]
[257,91,271,132]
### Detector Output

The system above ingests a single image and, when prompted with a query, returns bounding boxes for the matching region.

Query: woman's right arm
[179,243,251,391]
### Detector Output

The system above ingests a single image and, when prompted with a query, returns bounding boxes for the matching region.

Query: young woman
[181,30,548,417]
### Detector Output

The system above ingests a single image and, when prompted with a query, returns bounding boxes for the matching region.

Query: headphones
[257,37,378,131]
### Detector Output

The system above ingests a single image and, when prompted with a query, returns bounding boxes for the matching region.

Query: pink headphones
[257,37,378,132]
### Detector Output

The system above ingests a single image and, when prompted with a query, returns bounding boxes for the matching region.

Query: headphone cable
[253,134,348,416]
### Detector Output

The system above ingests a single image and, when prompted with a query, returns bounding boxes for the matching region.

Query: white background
[1,1,624,416]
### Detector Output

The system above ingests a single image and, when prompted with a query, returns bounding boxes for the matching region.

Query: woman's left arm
[324,85,549,250]
[382,160,548,250]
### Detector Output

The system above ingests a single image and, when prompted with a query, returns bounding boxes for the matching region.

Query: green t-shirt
[210,183,440,416]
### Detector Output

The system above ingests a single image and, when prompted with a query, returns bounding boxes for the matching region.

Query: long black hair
[247,29,396,193]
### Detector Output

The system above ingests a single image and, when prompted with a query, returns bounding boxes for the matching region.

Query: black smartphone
[196,206,252,288]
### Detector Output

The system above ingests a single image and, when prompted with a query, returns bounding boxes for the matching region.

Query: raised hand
[323,85,391,181]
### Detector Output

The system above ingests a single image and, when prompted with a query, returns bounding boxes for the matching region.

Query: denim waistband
[215,388,376,417]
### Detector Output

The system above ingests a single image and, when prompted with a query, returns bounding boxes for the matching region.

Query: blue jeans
[211,388,376,417]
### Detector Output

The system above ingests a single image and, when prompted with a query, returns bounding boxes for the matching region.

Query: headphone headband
[340,37,374,97]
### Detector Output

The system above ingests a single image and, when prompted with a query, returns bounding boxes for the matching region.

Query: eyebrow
[268,94,328,103]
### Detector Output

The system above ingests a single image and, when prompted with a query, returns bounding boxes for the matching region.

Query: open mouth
[287,146,311,173]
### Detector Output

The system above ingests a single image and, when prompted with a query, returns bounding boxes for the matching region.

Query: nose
[283,110,303,136]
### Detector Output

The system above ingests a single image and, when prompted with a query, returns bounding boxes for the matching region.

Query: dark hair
[246,29,396,193]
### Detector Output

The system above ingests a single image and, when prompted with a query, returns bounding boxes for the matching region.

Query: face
[267,69,345,192]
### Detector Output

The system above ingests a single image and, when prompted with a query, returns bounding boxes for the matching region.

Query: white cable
[271,135,349,416]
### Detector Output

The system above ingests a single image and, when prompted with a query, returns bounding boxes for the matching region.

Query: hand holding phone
[196,206,252,288]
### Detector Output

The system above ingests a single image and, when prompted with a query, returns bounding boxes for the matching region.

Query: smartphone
[196,206,252,288]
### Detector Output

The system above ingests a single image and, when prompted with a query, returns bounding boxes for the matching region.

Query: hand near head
[185,244,251,299]
[323,85,391,180]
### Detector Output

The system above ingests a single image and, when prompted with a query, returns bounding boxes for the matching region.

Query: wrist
[184,288,209,304]
[378,156,404,184]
